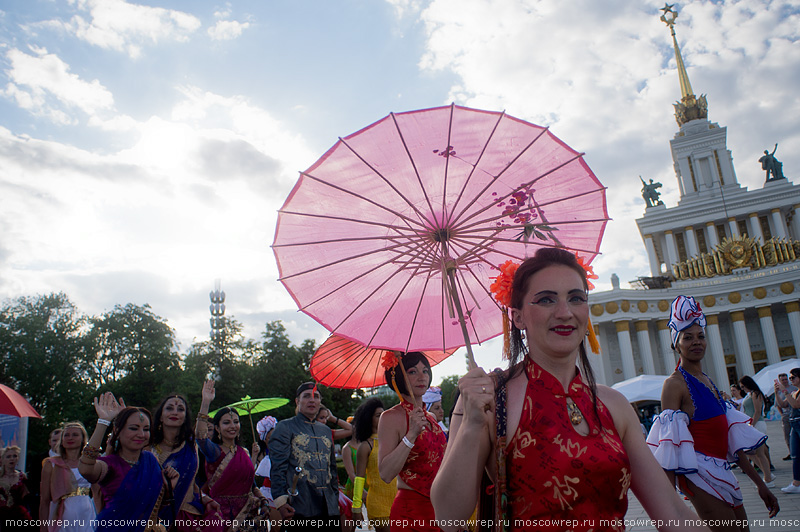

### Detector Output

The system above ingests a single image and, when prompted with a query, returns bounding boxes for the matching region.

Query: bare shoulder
[379,404,406,428]
[595,384,633,412]
[661,372,687,397]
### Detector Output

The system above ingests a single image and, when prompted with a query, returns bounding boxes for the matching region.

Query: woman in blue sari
[150,394,223,532]
[78,392,178,532]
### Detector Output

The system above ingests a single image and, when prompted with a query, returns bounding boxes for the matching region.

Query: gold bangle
[198,413,210,421]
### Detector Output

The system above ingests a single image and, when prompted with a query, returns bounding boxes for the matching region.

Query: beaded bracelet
[82,445,101,459]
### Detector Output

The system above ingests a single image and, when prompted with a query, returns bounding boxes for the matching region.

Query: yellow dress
[365,434,397,521]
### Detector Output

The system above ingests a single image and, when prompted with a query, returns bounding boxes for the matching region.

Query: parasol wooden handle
[445,266,477,370]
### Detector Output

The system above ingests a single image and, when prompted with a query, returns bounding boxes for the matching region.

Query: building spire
[660,4,707,126]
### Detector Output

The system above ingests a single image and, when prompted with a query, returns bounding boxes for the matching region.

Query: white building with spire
[588,5,800,390]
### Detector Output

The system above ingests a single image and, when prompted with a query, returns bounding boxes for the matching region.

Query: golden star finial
[660,3,678,27]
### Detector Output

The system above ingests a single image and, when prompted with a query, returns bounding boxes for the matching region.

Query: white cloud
[411,0,800,287]
[207,20,250,41]
[58,0,201,58]
[2,46,114,122]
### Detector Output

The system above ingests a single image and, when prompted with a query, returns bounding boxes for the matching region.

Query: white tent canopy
[753,359,800,397]
[611,374,668,403]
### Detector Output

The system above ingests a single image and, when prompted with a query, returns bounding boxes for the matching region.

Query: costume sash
[44,457,80,531]
[96,452,163,532]
[155,442,201,522]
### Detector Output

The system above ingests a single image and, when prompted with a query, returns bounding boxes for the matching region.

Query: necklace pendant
[567,401,584,426]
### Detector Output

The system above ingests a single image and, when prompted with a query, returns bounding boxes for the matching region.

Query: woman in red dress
[378,351,447,532]
[432,248,710,532]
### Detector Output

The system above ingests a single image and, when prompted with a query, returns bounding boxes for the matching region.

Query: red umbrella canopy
[310,334,455,389]
[273,104,608,355]
[0,383,41,418]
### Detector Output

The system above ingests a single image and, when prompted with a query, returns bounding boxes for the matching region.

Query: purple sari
[97,452,162,532]
[205,445,256,522]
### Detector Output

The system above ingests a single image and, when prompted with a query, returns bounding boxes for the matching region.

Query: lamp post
[209,279,226,356]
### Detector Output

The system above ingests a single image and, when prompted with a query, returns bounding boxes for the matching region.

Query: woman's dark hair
[507,247,600,424]
[109,407,152,454]
[383,351,431,396]
[739,375,764,399]
[353,398,384,443]
[730,383,744,397]
[152,394,194,446]
[211,407,240,445]
[791,368,800,381]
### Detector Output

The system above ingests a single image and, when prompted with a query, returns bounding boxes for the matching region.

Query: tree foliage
[0,295,364,460]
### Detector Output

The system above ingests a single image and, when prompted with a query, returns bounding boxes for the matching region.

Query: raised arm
[431,368,495,530]
[195,380,215,441]
[376,405,426,483]
[79,392,125,484]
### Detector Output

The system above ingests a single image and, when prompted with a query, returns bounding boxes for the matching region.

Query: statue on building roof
[641,176,664,208]
[759,143,785,181]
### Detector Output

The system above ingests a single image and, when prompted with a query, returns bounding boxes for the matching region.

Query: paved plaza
[627,419,800,531]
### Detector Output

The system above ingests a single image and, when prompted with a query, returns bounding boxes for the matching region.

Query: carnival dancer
[150,394,223,532]
[378,351,446,532]
[0,445,33,526]
[647,295,778,531]
[270,382,340,531]
[39,422,95,531]
[78,392,179,532]
[432,248,711,532]
[422,387,448,436]
[196,381,270,532]
[353,397,396,532]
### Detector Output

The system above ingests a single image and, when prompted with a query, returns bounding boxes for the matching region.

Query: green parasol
[210,395,289,441]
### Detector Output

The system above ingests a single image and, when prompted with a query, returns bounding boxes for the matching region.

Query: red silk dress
[389,401,447,532]
[505,360,630,531]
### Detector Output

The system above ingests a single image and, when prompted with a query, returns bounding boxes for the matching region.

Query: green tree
[439,375,460,420]
[0,293,94,454]
[86,303,181,408]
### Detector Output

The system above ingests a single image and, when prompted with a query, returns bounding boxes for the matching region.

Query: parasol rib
[389,112,438,228]
[446,108,506,227]
[292,171,424,230]
[448,126,550,229]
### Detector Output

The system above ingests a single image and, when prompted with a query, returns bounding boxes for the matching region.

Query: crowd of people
[5,247,800,532]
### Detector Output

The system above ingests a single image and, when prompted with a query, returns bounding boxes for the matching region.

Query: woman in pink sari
[197,381,269,531]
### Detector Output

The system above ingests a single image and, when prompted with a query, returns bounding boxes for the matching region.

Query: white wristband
[97,419,111,426]
[402,436,414,449]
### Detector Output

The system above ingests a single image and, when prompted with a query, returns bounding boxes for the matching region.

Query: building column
[705,221,720,248]
[757,306,781,365]
[586,324,608,385]
[728,217,740,238]
[616,321,636,380]
[749,212,764,243]
[705,315,730,389]
[657,319,675,374]
[635,321,656,374]
[793,204,800,240]
[685,226,699,256]
[643,234,661,276]
[771,208,787,239]
[731,311,755,377]
[786,301,800,358]
[664,230,679,270]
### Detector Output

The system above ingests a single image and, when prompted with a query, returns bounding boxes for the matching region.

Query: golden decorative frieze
[671,235,800,281]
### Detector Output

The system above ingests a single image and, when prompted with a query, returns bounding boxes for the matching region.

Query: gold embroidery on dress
[552,434,586,458]
[599,427,625,455]
[618,467,631,500]
[512,431,536,460]
[543,474,580,510]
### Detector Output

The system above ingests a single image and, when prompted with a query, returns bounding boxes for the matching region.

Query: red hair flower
[381,351,401,370]
[489,260,519,307]
[576,255,598,291]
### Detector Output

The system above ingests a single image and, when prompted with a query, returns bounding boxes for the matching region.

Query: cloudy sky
[1,0,798,384]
